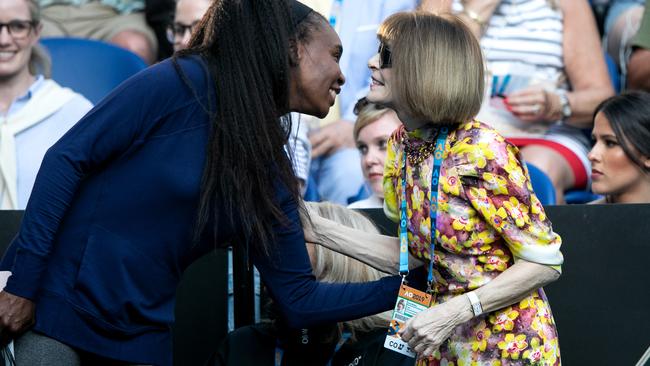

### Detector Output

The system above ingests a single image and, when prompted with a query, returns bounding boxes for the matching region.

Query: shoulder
[450,120,511,152]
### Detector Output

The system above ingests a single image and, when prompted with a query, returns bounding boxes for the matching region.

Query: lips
[591,169,603,180]
[0,51,17,61]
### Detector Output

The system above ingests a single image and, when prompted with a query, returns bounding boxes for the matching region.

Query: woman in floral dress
[305,11,564,366]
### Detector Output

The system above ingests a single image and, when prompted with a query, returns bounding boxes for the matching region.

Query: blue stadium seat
[40,37,148,104]
[605,52,621,93]
[526,163,557,206]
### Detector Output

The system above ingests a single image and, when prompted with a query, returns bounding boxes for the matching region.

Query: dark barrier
[362,205,650,366]
[1,204,649,365]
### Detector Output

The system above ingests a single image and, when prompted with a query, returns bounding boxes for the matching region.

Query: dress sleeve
[3,63,186,299]
[453,124,563,272]
[382,129,402,223]
[251,182,401,329]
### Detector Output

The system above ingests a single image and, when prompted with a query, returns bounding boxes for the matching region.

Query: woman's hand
[505,86,562,123]
[0,291,35,345]
[398,294,473,359]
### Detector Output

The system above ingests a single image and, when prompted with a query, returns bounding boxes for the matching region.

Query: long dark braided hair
[174,0,325,252]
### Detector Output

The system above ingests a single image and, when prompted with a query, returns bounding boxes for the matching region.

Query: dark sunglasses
[378,43,392,69]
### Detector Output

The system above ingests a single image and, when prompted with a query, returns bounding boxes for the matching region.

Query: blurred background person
[299,0,418,205]
[603,0,645,90]
[627,0,650,91]
[166,0,211,52]
[348,98,400,209]
[213,202,413,366]
[422,0,614,203]
[589,91,650,203]
[0,0,91,210]
[37,0,158,63]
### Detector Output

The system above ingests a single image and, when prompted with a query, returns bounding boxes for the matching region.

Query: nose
[588,142,600,163]
[337,65,345,87]
[0,25,12,44]
[368,53,380,71]
[364,146,382,168]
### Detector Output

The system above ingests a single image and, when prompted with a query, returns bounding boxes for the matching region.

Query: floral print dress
[383,121,563,366]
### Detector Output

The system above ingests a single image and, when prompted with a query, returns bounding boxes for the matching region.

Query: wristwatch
[556,89,572,120]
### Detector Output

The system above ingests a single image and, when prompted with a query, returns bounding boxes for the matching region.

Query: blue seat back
[40,37,148,104]
[526,163,557,206]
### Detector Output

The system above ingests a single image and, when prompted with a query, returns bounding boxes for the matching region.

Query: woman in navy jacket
[0,1,402,365]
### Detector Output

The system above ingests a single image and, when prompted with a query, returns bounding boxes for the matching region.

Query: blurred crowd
[4,0,649,211]
[1,0,649,364]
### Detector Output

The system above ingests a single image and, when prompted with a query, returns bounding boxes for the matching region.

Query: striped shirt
[454,0,568,136]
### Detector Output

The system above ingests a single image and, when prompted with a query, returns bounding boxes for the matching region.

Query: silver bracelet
[465,291,483,317]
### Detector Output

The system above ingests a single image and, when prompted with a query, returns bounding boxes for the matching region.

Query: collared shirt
[2,75,92,208]
[38,0,145,14]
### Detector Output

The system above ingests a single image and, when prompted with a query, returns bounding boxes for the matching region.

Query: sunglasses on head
[378,43,392,69]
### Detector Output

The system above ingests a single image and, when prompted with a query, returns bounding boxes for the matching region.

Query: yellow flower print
[482,172,509,195]
[523,337,544,363]
[519,293,539,310]
[452,215,473,232]
[478,249,509,272]
[442,175,462,196]
[543,338,560,365]
[490,307,519,332]
[529,194,547,221]
[497,333,528,360]
[502,196,531,228]
[419,217,431,238]
[504,155,527,189]
[470,230,497,251]
[440,234,461,252]
[490,207,509,231]
[411,185,425,211]
[471,321,492,352]
[535,300,553,324]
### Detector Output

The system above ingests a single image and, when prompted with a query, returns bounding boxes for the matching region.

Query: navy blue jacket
[1,56,401,365]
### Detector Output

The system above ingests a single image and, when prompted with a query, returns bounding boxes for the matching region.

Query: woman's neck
[0,69,36,114]
[395,110,429,132]
[608,176,650,204]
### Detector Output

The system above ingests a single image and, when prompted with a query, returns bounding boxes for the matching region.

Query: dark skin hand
[0,291,35,345]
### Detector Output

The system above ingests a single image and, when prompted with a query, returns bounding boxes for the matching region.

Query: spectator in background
[603,0,645,89]
[38,0,158,63]
[348,98,400,209]
[627,0,650,91]
[589,91,650,203]
[422,0,614,203]
[299,0,418,205]
[0,0,92,210]
[167,0,211,52]
[213,202,413,366]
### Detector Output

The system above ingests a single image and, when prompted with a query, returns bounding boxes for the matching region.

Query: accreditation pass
[383,284,432,357]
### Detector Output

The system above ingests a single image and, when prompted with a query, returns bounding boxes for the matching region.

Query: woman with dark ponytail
[0,1,404,365]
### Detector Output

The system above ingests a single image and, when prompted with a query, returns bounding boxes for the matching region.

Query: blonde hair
[25,0,51,77]
[306,202,392,337]
[352,98,393,141]
[378,11,484,125]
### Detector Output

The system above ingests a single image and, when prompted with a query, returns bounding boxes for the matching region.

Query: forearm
[627,49,650,91]
[565,86,614,128]
[314,215,425,274]
[470,259,560,315]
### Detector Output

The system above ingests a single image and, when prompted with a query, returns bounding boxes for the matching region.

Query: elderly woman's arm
[399,260,560,358]
[506,0,614,126]
[419,0,501,38]
[303,207,425,274]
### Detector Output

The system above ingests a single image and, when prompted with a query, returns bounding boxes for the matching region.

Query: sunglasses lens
[379,44,391,68]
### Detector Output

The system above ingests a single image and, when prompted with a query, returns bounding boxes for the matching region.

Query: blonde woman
[349,98,401,209]
[213,202,412,366]
[305,12,563,365]
[421,0,614,203]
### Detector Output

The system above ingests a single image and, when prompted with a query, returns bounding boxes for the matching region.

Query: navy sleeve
[4,60,198,300]
[251,184,402,329]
